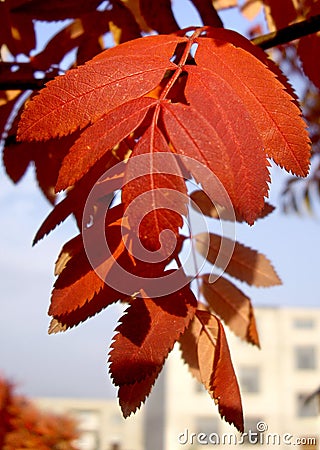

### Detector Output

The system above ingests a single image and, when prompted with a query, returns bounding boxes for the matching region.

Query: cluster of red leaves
[1,0,234,202]
[0,376,78,450]
[0,0,315,433]
[15,27,309,431]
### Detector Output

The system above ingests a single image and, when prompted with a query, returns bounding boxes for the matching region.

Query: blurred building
[34,306,320,450]
[152,306,320,450]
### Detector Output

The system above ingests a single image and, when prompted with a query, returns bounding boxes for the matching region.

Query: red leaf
[194,31,310,176]
[17,29,310,229]
[49,207,130,317]
[139,0,179,34]
[0,2,36,56]
[17,35,184,141]
[50,246,111,317]
[190,190,275,222]
[3,138,32,184]
[162,65,269,224]
[190,0,223,27]
[0,91,24,143]
[263,0,297,29]
[118,368,161,417]
[180,310,244,432]
[109,286,197,386]
[56,97,157,191]
[4,127,79,204]
[195,232,282,286]
[201,274,260,346]
[33,149,124,243]
[107,1,143,44]
[298,34,320,90]
[49,283,128,332]
[122,125,188,255]
[32,135,77,203]
[54,235,83,276]
[212,28,300,110]
[49,237,174,332]
[31,12,110,71]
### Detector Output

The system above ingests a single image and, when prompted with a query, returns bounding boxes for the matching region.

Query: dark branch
[252,13,320,50]
[0,78,50,90]
[1,14,320,90]
[0,61,56,90]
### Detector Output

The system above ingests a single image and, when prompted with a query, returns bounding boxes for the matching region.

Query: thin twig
[252,13,320,49]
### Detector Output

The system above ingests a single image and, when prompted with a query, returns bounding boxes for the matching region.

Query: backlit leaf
[118,368,161,417]
[56,97,157,191]
[11,0,103,20]
[49,283,128,332]
[298,33,320,90]
[213,0,237,9]
[162,64,269,224]
[49,207,130,318]
[190,190,275,222]
[190,0,223,27]
[180,309,244,432]
[139,0,179,34]
[0,2,36,56]
[262,0,297,30]
[194,31,310,177]
[121,0,150,32]
[195,232,282,286]
[201,274,260,346]
[109,285,197,386]
[108,1,142,44]
[33,150,124,243]
[12,24,313,427]
[122,125,187,255]
[17,35,183,141]
[241,0,262,20]
[31,12,110,71]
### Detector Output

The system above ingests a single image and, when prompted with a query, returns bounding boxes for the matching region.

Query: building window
[239,366,260,393]
[294,346,317,370]
[293,318,315,329]
[297,393,319,418]
[71,409,101,430]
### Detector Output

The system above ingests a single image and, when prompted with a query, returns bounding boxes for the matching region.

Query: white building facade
[150,306,320,450]
[35,306,320,450]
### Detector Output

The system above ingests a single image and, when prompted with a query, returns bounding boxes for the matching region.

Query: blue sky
[1,1,320,400]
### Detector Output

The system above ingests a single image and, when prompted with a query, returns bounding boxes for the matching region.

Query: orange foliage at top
[0,376,78,450]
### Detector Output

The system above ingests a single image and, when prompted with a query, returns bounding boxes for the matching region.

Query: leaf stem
[158,34,196,102]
